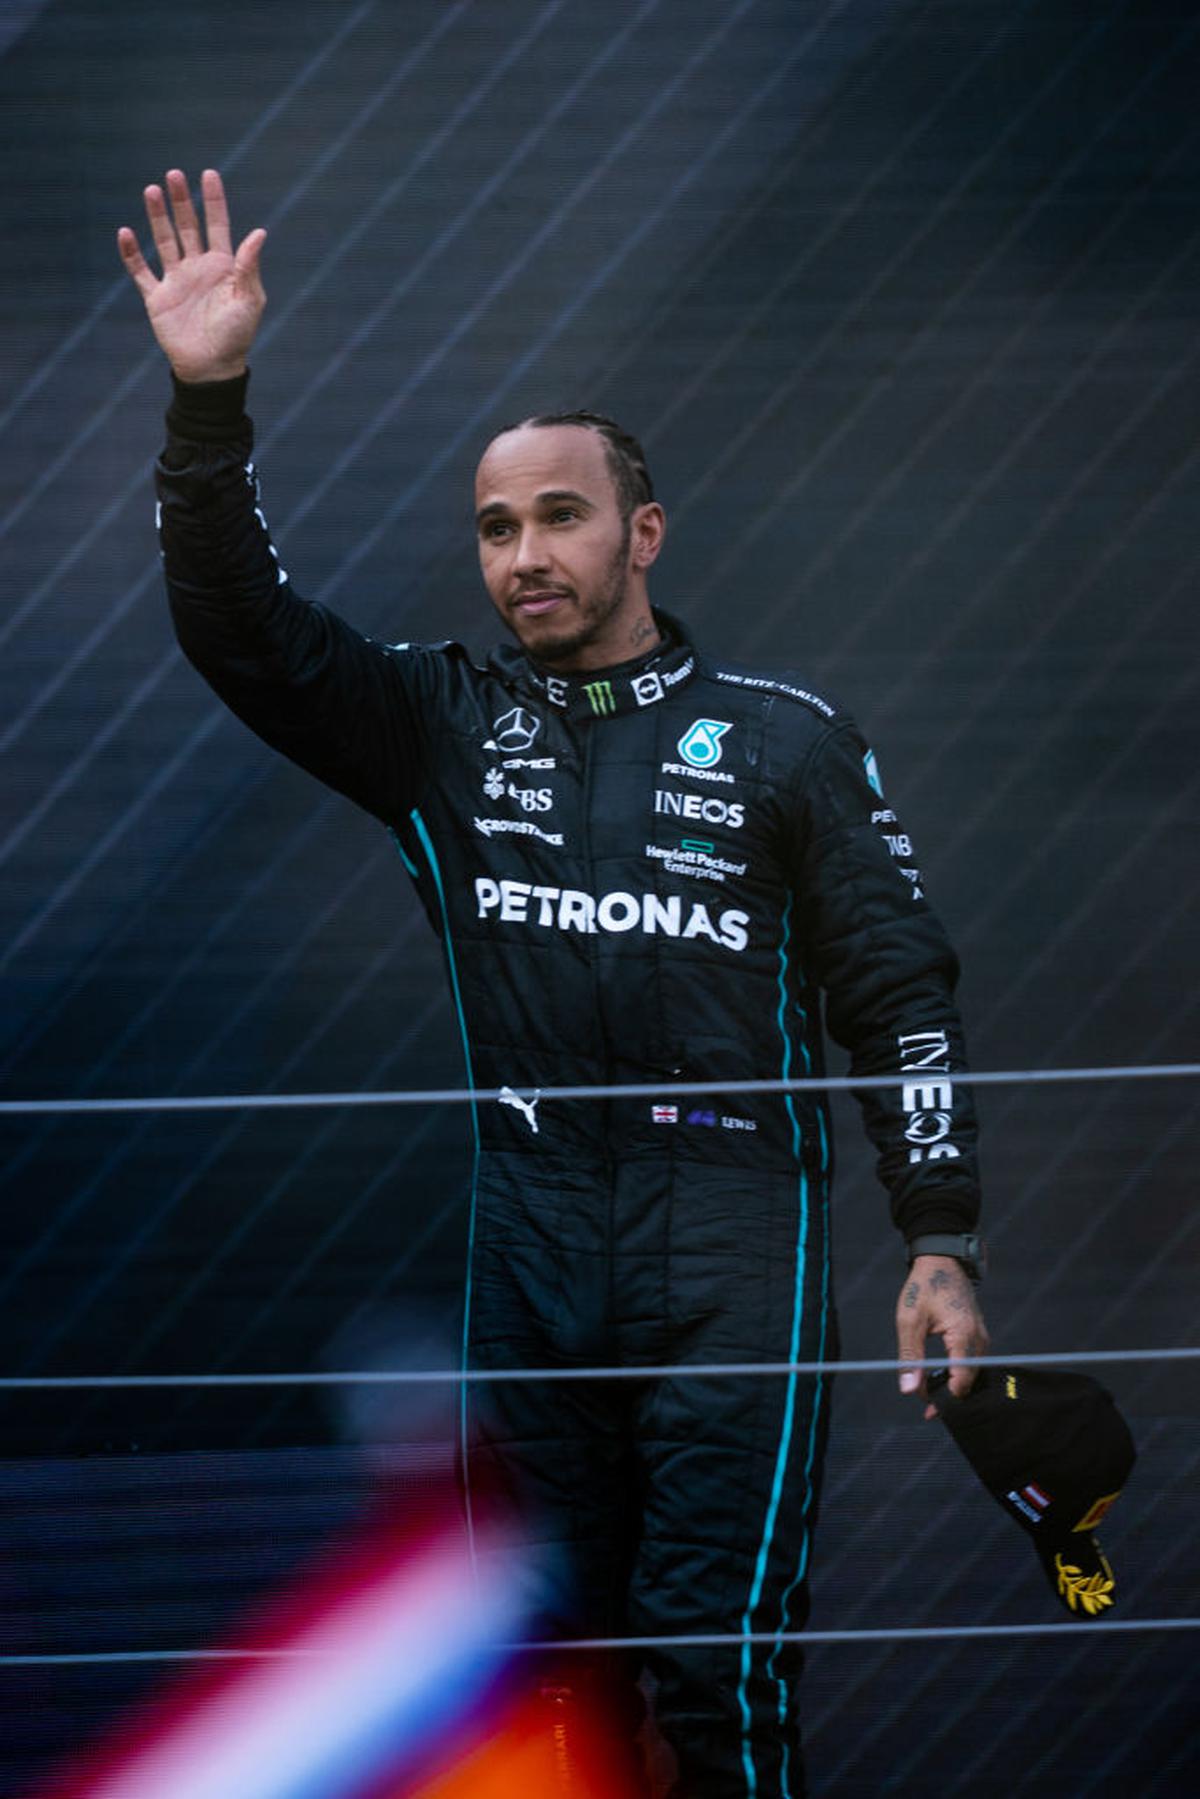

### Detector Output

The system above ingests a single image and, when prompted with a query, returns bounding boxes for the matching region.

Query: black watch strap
[906,1232,987,1283]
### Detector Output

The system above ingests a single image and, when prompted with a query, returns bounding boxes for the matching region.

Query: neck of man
[534,602,664,676]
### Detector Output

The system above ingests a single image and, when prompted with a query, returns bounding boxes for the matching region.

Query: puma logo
[498,1086,541,1134]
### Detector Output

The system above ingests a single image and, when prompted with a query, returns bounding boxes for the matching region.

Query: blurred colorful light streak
[27,1511,531,1799]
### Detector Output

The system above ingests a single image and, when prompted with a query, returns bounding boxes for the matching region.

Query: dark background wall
[1,0,1197,1791]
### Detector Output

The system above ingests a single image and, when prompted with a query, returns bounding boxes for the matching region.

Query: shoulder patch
[711,666,838,721]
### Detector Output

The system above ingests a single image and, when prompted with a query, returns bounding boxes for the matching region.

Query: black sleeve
[156,373,428,824]
[791,720,981,1242]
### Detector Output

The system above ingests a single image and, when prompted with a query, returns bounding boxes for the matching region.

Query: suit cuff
[166,371,250,441]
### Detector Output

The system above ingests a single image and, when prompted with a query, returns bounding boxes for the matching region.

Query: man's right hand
[117,168,266,384]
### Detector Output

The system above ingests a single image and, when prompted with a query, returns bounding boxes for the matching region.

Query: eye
[549,506,580,524]
[481,519,514,541]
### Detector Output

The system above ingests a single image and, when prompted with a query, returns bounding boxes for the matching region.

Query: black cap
[929,1367,1136,1618]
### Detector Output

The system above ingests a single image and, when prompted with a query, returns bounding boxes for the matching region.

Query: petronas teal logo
[678,719,732,768]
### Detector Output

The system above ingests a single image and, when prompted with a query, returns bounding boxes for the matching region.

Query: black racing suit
[156,375,981,1798]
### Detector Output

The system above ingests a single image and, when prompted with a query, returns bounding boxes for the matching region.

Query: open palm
[117,168,266,383]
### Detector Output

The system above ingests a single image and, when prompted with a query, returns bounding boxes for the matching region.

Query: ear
[630,502,666,571]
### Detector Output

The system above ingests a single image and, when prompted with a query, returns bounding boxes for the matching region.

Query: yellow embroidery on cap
[1055,1553,1115,1616]
[1072,1489,1122,1533]
[1005,1374,1017,1399]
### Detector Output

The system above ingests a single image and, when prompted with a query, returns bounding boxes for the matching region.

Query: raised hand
[117,168,267,383]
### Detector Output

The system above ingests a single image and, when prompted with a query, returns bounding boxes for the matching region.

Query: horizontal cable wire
[1,1347,1194,1392]
[535,1619,1199,1651]
[3,6,1189,1739]
[0,839,406,1321]
[815,1010,1200,1772]
[1,1061,1196,1117]
[5,0,807,1364]
[888,1424,1199,1789]
[1,1620,1194,1669]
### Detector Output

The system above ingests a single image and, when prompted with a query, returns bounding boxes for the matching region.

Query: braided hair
[494,410,655,522]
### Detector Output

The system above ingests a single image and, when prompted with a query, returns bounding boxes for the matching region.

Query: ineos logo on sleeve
[904,1110,953,1145]
[484,708,541,754]
[897,1029,962,1166]
[678,719,732,768]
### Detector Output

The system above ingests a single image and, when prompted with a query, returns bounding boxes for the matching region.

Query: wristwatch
[906,1232,987,1284]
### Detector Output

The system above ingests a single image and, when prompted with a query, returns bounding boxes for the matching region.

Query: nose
[512,525,550,575]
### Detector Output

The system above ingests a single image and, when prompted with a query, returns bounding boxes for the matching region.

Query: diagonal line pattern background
[0,0,1197,1791]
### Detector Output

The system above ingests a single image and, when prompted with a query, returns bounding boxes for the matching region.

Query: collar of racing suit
[488,608,699,723]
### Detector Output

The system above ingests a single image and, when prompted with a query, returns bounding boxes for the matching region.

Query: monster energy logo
[583,680,616,715]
